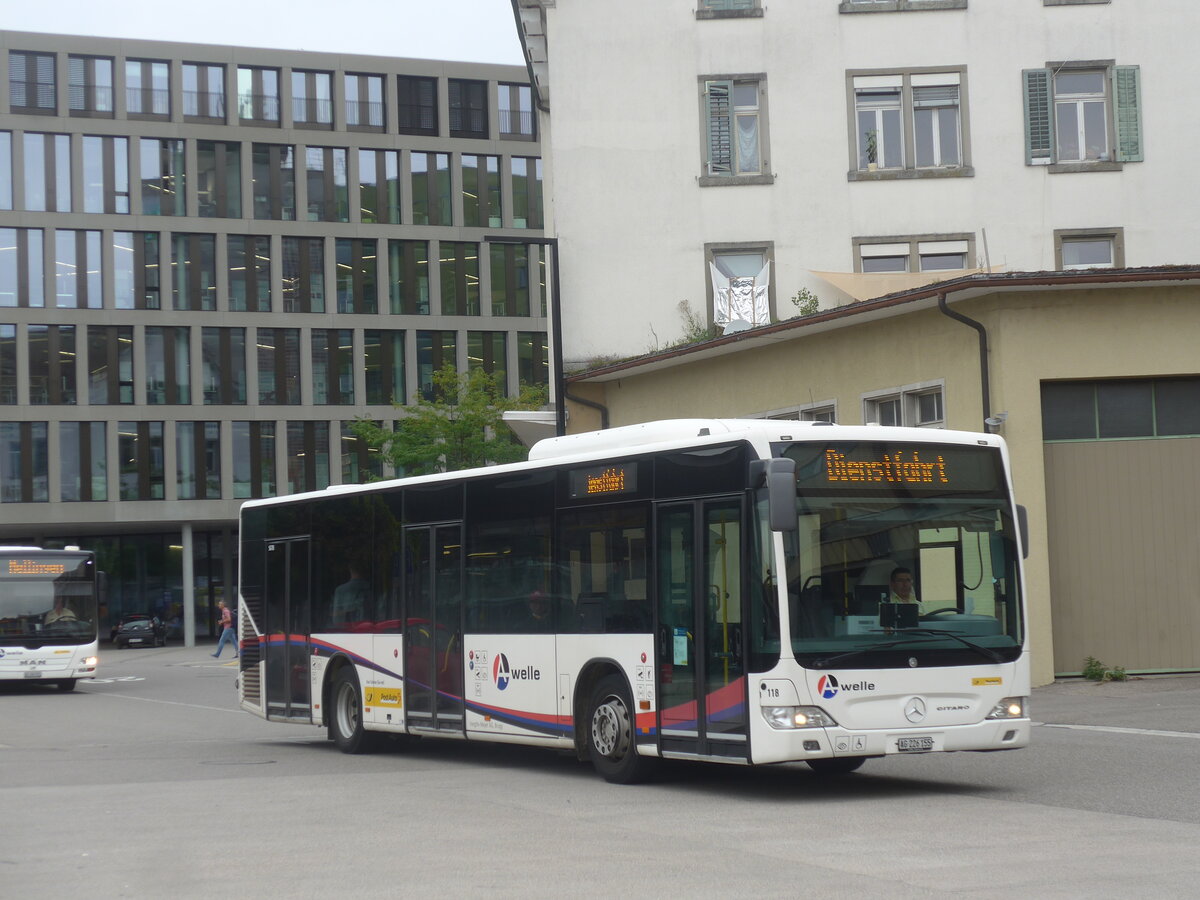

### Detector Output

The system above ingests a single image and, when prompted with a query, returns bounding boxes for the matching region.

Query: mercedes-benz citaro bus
[0,546,100,691]
[236,419,1030,782]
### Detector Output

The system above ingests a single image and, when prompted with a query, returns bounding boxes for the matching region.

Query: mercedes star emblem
[905,697,927,723]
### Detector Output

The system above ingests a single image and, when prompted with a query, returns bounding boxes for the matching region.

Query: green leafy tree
[351,365,548,476]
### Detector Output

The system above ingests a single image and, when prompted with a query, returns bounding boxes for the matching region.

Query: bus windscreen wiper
[811,629,1003,668]
[811,635,942,669]
[896,628,1004,663]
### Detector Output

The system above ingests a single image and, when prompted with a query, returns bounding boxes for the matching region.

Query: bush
[1082,655,1128,682]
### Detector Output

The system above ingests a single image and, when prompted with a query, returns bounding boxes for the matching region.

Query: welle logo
[817,674,876,699]
[492,652,541,691]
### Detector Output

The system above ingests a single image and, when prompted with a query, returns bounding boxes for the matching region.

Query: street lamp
[484,234,565,437]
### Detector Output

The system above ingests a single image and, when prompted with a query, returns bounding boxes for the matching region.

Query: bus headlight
[985,697,1028,719]
[82,656,98,667]
[762,706,839,730]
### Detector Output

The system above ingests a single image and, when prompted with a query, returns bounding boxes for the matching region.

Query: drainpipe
[565,390,609,430]
[937,291,992,432]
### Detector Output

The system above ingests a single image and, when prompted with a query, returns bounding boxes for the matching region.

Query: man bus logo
[817,674,839,699]
[493,652,511,690]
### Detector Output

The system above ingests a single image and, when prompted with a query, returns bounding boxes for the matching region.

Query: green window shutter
[1113,65,1143,162]
[1022,68,1054,165]
[705,80,734,175]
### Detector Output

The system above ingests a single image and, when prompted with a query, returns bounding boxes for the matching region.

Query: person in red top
[211,600,238,658]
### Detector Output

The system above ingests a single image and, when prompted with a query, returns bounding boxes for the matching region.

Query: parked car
[111,614,166,648]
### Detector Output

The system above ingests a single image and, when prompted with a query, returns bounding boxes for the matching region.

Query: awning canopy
[811,267,1005,302]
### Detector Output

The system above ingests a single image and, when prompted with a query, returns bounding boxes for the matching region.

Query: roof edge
[568,266,1200,382]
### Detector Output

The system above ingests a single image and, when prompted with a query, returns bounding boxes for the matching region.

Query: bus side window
[577,592,605,633]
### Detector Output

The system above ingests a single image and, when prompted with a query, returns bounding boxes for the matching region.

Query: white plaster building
[513,0,1195,367]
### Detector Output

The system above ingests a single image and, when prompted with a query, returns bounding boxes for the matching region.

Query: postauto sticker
[364,688,401,706]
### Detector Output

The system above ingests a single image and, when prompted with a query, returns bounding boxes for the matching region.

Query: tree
[350,365,549,477]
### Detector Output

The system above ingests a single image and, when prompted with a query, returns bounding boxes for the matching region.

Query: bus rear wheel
[330,668,374,754]
[806,756,866,775]
[587,675,654,784]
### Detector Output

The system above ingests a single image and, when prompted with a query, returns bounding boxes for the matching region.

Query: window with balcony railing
[126,59,170,117]
[69,55,114,116]
[499,83,535,139]
[238,66,280,124]
[10,51,56,113]
[291,69,332,127]
[345,73,385,129]
[449,78,488,138]
[183,62,226,120]
[398,75,438,136]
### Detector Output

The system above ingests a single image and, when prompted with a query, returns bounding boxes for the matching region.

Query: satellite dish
[723,319,752,335]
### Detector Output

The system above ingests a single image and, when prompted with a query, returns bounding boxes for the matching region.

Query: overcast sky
[4,0,526,65]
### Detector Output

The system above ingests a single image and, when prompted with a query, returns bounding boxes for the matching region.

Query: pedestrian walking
[211,600,238,658]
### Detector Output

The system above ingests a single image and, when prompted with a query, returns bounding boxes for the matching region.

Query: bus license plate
[23,671,43,679]
[897,736,934,752]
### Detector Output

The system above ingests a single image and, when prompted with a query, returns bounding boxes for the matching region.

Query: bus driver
[889,567,919,606]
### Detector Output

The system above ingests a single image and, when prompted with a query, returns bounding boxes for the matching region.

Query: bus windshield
[777,440,1024,669]
[0,551,98,645]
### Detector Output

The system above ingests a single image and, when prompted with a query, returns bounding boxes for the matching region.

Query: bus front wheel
[330,668,374,754]
[56,679,76,692]
[587,675,654,784]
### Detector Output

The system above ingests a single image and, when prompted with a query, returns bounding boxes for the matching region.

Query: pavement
[1032,672,1200,735]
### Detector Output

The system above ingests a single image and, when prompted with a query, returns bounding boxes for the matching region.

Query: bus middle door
[403,523,464,734]
[655,498,749,761]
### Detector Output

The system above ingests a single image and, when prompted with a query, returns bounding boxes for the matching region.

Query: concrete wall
[535,0,1199,364]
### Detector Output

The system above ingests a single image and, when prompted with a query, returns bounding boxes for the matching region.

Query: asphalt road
[2,647,1199,898]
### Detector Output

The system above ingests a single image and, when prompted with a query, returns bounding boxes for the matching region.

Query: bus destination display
[823,448,948,486]
[567,463,638,499]
[784,442,1002,494]
[4,559,68,577]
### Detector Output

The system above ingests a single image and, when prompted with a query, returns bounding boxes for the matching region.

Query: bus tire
[330,668,374,754]
[56,679,77,692]
[587,674,654,784]
[806,756,866,775]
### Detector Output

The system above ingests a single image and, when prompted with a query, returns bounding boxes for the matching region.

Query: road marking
[78,686,242,714]
[1038,722,1200,740]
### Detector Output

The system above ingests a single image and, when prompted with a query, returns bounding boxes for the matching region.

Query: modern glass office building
[0,30,548,644]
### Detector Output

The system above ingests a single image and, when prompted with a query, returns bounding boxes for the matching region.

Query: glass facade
[0,35,546,645]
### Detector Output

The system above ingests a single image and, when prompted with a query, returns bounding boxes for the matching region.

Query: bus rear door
[264,537,312,721]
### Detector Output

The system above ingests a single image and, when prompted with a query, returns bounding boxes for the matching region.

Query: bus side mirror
[752,458,797,532]
[1017,505,1029,559]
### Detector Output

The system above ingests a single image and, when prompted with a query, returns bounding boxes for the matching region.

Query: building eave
[568,266,1200,384]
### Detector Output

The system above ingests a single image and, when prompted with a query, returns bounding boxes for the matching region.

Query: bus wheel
[330,668,374,754]
[587,675,653,784]
[806,756,866,775]
[56,679,77,692]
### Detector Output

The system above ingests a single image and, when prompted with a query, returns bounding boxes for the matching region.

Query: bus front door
[656,499,748,761]
[264,537,312,721]
[403,523,464,733]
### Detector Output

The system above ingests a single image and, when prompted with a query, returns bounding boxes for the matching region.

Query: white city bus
[0,547,100,691]
[237,419,1030,782]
